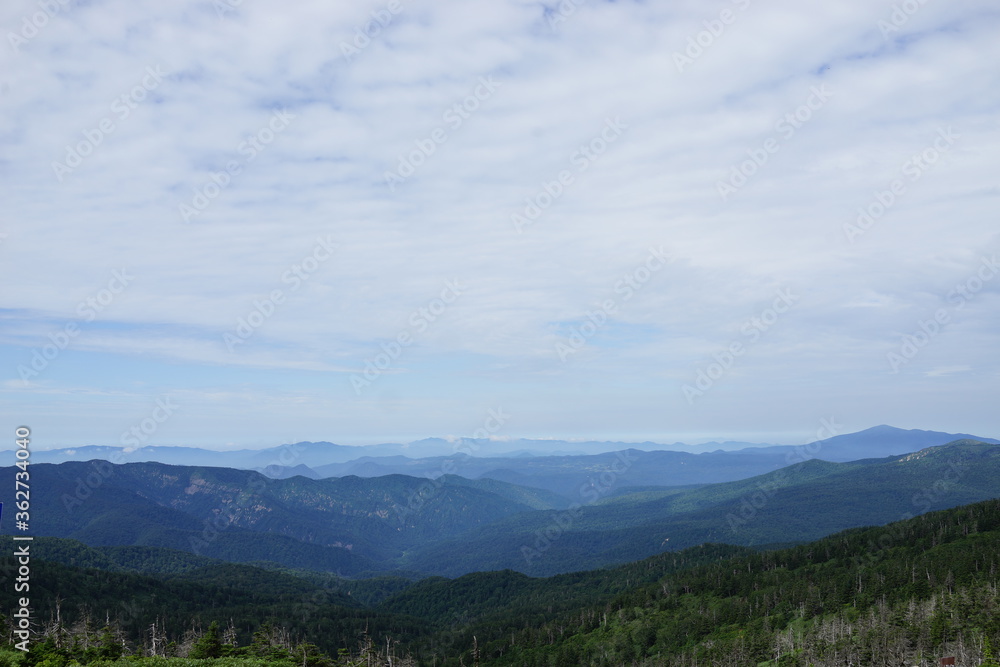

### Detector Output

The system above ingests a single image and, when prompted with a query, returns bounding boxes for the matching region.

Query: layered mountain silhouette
[4,436,997,577]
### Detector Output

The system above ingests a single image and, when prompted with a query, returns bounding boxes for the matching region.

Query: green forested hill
[0,461,564,575]
[2,441,998,580]
[402,440,1000,575]
[455,498,1000,666]
[2,536,228,575]
[3,498,1000,665]
[0,547,420,658]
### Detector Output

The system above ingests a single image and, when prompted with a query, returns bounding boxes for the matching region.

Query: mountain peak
[860,424,907,434]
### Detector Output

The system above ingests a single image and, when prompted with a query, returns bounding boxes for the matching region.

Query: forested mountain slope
[3,499,1000,665]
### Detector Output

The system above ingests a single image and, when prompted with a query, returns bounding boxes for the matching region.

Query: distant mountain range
[24,425,998,463]
[3,460,570,575]
[17,426,998,499]
[410,439,1000,576]
[4,437,998,578]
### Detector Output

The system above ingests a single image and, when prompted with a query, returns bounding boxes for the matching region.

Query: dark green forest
[3,498,1000,666]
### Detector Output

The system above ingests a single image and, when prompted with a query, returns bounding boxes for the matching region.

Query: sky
[1,0,998,450]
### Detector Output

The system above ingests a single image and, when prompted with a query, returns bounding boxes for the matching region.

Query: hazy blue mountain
[0,461,565,574]
[252,463,322,479]
[753,424,1000,461]
[400,439,1000,576]
[26,442,375,468]
[313,449,797,498]
[22,438,737,468]
[5,439,997,580]
[21,427,996,495]
[309,426,998,497]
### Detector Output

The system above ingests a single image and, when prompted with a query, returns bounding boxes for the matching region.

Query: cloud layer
[2,0,998,447]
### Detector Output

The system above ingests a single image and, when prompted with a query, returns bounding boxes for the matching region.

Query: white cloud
[2,0,998,445]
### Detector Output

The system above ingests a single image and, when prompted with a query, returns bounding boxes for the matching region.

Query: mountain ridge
[5,438,997,579]
[19,425,998,473]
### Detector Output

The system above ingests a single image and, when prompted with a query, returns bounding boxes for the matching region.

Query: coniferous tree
[188,621,223,659]
[983,636,1000,667]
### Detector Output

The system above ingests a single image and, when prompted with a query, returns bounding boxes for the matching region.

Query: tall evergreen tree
[188,621,223,659]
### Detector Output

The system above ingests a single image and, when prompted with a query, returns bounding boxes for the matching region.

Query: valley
[1,428,998,664]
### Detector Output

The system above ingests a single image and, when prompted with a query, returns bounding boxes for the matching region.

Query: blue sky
[1,0,998,449]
